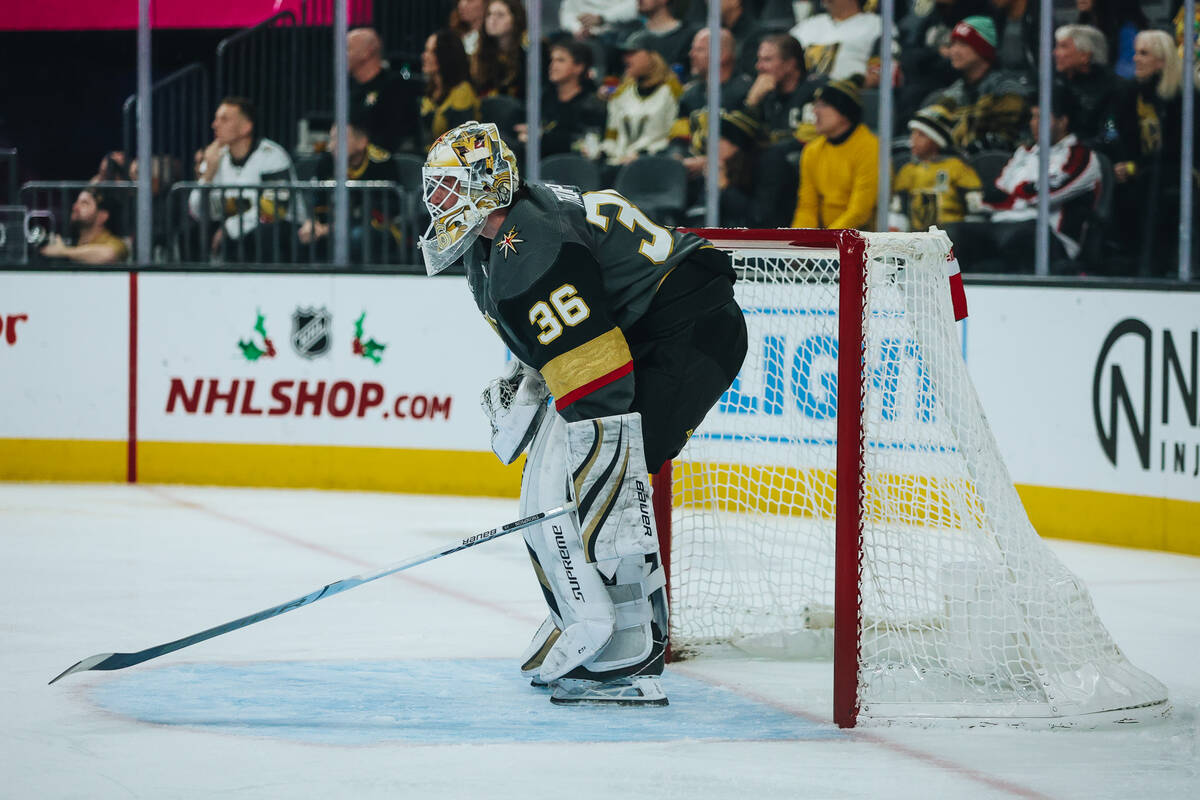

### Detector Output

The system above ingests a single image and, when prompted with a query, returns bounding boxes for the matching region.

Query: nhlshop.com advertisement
[137,273,505,451]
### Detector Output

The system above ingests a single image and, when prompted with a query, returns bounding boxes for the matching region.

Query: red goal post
[655,228,1167,728]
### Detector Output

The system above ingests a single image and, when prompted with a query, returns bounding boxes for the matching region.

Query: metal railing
[122,63,210,177]
[164,180,417,267]
[215,12,335,155]
[0,148,16,205]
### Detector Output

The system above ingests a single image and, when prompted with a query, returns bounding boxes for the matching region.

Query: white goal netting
[664,230,1167,725]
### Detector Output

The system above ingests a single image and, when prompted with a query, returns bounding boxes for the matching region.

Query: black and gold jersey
[463,181,708,420]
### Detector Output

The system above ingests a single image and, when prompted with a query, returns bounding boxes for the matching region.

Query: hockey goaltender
[417,121,747,705]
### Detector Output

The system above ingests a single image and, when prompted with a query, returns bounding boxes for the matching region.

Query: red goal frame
[656,228,868,728]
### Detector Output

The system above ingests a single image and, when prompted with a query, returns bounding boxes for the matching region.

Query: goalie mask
[417,121,520,275]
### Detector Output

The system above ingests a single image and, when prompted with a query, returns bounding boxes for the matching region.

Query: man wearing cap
[891,104,984,231]
[602,31,683,167]
[931,14,1030,155]
[791,75,879,229]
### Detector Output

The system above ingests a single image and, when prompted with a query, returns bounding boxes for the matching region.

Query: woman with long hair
[473,0,528,99]
[420,29,482,147]
[1106,29,1192,275]
[601,35,681,167]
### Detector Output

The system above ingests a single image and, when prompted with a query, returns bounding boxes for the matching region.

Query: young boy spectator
[944,89,1101,271]
[792,75,880,229]
[39,188,129,265]
[890,104,983,231]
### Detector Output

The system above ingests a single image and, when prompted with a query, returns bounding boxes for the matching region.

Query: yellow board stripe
[4,439,1198,556]
[671,461,1200,556]
[0,439,523,497]
[539,326,632,401]
[0,439,126,482]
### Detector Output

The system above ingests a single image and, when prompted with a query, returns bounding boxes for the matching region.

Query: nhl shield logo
[291,306,331,359]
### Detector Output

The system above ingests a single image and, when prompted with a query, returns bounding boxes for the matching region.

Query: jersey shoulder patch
[487,183,587,300]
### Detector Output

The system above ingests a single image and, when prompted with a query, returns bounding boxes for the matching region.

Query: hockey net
[655,228,1167,727]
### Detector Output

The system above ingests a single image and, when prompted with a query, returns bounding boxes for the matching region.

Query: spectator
[559,0,639,75]
[632,0,698,76]
[1053,24,1118,147]
[91,151,131,183]
[474,0,528,99]
[987,0,1039,81]
[745,33,819,145]
[890,104,983,231]
[39,188,128,264]
[602,31,682,167]
[932,15,1029,154]
[743,33,817,226]
[713,109,768,226]
[1174,1,1200,83]
[518,39,607,158]
[297,120,403,263]
[347,28,422,154]
[188,97,299,262]
[451,0,487,56]
[896,0,991,123]
[560,0,638,38]
[791,0,889,86]
[420,29,482,147]
[945,89,1101,271]
[1077,0,1147,79]
[792,75,880,229]
[672,29,754,161]
[1105,29,1194,276]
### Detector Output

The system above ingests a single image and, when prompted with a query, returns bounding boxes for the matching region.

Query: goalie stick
[49,503,576,684]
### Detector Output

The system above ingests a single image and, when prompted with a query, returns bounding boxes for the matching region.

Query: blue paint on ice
[87,659,842,746]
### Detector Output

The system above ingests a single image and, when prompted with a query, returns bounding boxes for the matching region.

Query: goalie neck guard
[418,121,520,275]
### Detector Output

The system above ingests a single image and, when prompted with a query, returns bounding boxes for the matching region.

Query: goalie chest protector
[463,181,706,367]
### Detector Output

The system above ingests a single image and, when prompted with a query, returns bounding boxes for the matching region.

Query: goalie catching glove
[481,360,550,464]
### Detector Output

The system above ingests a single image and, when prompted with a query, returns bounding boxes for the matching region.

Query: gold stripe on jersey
[540,326,632,401]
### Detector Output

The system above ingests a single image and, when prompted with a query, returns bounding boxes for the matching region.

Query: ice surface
[2,483,1197,799]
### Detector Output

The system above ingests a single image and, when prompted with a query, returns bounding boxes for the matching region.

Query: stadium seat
[480,95,525,145]
[613,155,688,225]
[539,154,603,192]
[392,152,425,191]
[969,150,1011,202]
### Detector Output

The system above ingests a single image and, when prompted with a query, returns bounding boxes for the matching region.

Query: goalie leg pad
[561,413,670,679]
[519,615,560,686]
[519,413,616,683]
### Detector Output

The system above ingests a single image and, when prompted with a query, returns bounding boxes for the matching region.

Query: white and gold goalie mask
[417,121,520,275]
